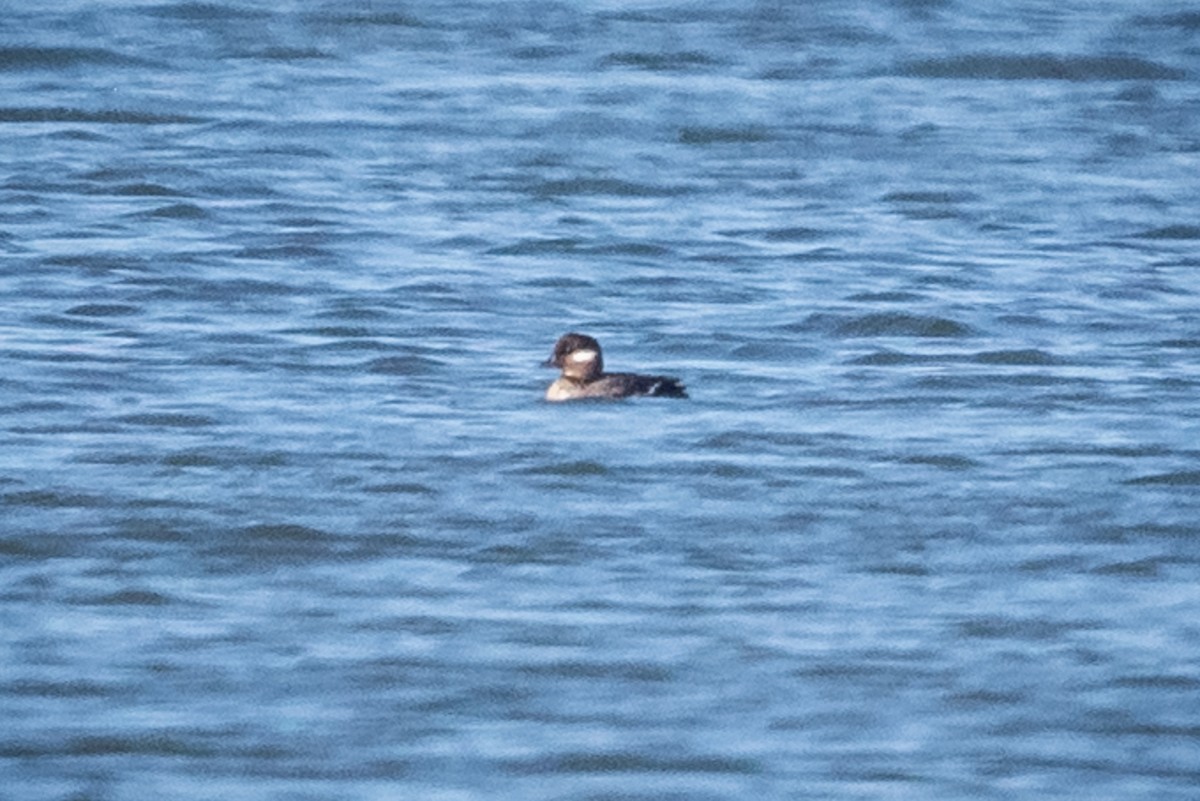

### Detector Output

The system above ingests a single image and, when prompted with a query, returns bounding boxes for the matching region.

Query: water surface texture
[3,2,1200,799]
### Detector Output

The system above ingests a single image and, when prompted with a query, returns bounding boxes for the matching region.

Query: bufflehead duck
[543,333,688,401]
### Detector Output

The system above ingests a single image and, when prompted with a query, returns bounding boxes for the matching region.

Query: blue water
[3,2,1200,799]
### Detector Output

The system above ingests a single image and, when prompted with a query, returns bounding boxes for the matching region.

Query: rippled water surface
[3,2,1200,799]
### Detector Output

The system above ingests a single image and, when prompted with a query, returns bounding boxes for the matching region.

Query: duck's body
[543,333,687,402]
[545,372,688,401]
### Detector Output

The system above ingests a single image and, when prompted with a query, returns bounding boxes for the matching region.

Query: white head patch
[569,349,598,363]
